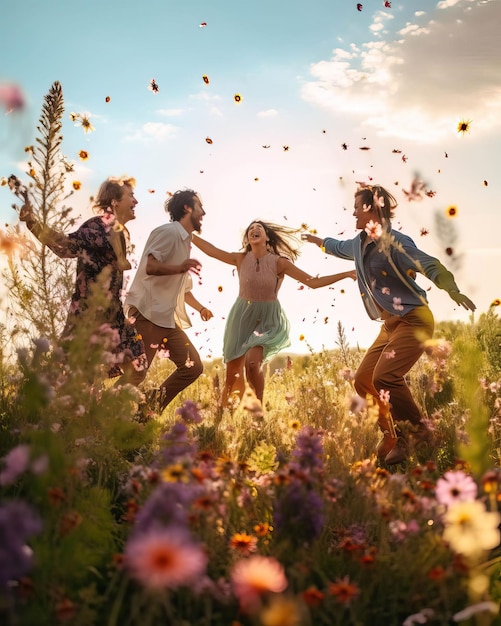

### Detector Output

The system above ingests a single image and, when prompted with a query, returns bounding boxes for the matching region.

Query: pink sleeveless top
[238,252,284,302]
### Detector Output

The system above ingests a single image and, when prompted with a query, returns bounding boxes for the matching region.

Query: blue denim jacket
[322,228,460,320]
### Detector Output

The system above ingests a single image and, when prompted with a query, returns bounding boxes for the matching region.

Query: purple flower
[160,421,198,465]
[175,400,203,424]
[273,485,324,545]
[133,481,203,535]
[0,445,30,486]
[291,426,324,470]
[0,500,42,587]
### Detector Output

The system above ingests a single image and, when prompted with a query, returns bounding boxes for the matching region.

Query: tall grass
[1,306,500,626]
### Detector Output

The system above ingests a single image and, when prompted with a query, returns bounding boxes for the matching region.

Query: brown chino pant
[354,306,434,425]
[123,311,203,410]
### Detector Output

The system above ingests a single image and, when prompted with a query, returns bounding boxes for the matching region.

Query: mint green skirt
[223,297,291,363]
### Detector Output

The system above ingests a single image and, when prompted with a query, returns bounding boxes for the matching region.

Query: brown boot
[384,437,409,465]
[376,415,398,459]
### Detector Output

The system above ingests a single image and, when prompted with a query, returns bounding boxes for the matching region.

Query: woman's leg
[245,346,265,402]
[222,356,246,408]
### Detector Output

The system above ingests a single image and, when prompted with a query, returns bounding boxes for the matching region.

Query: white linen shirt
[124,221,193,329]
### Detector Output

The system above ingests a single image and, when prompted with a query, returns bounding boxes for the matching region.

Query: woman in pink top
[192,221,356,409]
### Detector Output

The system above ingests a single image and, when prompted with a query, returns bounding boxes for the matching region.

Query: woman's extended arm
[278,257,356,289]
[191,235,240,266]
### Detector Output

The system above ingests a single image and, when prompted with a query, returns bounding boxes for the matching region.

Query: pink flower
[392,297,404,311]
[231,556,287,612]
[435,471,478,508]
[364,220,382,240]
[125,528,207,590]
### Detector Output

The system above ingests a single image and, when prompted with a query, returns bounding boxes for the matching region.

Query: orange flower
[328,575,360,605]
[78,150,89,160]
[234,93,242,103]
[253,522,273,537]
[59,511,83,536]
[72,181,81,190]
[229,532,258,556]
[446,205,457,217]
[48,486,66,505]
[205,136,213,144]
[299,334,305,341]
[302,586,324,607]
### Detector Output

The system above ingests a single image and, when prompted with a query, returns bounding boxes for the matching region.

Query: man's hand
[301,233,324,247]
[450,290,476,311]
[19,200,35,224]
[199,307,213,322]
[180,258,202,276]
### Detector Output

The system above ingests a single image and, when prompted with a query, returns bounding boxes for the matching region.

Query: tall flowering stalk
[4,81,76,346]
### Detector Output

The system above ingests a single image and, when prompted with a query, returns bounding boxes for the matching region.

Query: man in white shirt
[124,189,213,413]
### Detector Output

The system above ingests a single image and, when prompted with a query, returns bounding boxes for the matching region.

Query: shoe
[376,415,398,459]
[376,432,398,459]
[384,437,409,465]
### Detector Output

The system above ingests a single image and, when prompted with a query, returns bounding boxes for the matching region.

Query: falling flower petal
[149,79,160,93]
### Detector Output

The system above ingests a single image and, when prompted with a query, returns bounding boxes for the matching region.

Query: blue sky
[1,0,499,359]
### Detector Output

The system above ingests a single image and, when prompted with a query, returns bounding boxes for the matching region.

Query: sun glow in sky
[0,0,499,359]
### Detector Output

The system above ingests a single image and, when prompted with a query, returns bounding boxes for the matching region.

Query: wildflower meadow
[1,83,501,626]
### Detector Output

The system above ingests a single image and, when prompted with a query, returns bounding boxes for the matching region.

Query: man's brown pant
[122,312,203,411]
[354,306,434,425]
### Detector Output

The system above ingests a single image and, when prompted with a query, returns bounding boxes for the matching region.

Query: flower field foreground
[1,310,501,626]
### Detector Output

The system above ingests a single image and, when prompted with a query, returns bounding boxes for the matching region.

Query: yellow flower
[446,205,457,218]
[253,522,273,537]
[229,532,258,556]
[72,181,81,190]
[80,115,95,133]
[299,334,305,341]
[234,93,242,103]
[490,298,501,308]
[78,150,89,160]
[443,500,500,558]
[161,463,189,483]
[457,119,471,135]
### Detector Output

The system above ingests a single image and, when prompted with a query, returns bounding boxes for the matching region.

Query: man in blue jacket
[302,184,475,465]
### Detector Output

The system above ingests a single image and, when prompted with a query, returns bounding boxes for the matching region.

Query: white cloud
[124,122,178,142]
[257,109,279,117]
[302,0,501,142]
[156,108,184,117]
